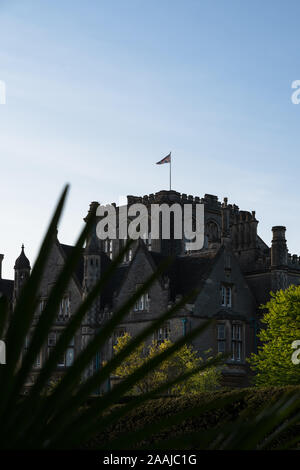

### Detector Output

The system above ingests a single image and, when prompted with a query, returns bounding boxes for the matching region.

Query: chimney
[0,254,3,279]
[221,197,230,245]
[271,226,288,268]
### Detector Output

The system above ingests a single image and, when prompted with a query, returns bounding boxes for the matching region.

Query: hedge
[83,386,300,449]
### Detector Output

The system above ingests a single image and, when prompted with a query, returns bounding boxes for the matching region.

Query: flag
[156,152,171,165]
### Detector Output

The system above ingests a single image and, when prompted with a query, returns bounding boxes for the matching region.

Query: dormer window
[134,288,150,312]
[221,285,232,307]
[58,297,70,322]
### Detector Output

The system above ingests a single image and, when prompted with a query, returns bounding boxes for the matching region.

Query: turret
[83,202,101,324]
[13,245,31,303]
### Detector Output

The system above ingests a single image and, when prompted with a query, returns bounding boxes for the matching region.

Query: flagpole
[169,152,172,190]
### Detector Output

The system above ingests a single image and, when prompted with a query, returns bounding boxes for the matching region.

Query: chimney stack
[271,226,288,268]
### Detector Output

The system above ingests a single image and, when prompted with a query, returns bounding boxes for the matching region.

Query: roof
[59,244,85,286]
[101,263,129,308]
[147,248,214,301]
[59,243,129,307]
[173,255,213,297]
[14,245,30,270]
[58,240,219,308]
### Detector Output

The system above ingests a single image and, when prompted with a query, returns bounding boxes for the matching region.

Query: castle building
[1,190,300,389]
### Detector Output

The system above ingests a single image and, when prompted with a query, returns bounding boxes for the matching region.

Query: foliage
[83,386,300,450]
[249,285,300,386]
[0,185,298,449]
[113,333,221,395]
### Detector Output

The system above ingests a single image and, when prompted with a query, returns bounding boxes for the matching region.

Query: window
[66,337,75,367]
[147,233,152,251]
[57,337,75,368]
[58,297,70,322]
[48,331,59,365]
[206,221,220,243]
[217,324,226,353]
[123,247,133,263]
[184,236,196,254]
[34,299,45,319]
[57,353,65,368]
[231,324,243,362]
[104,239,113,259]
[48,332,56,348]
[155,322,170,344]
[24,334,41,367]
[39,299,45,314]
[142,232,152,251]
[134,292,150,311]
[81,334,89,350]
[221,285,232,307]
[34,352,41,368]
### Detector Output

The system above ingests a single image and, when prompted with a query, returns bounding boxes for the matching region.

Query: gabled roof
[59,243,85,286]
[59,242,129,308]
[101,263,129,308]
[172,255,213,298]
[56,239,229,309]
[139,243,217,301]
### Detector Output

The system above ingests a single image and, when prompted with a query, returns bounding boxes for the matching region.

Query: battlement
[126,191,242,211]
[288,253,300,269]
[127,190,202,206]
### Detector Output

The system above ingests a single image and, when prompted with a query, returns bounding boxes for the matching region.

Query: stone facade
[1,189,300,389]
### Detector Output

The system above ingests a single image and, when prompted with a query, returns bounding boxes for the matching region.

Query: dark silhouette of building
[1,190,299,388]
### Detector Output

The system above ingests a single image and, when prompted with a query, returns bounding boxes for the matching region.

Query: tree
[249,285,300,386]
[113,333,221,395]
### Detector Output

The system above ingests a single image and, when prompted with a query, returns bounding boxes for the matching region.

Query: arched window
[206,221,220,244]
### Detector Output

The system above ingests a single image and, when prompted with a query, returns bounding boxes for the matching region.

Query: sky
[0,0,300,279]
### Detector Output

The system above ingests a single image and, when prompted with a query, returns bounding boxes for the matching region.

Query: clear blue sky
[0,0,299,278]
